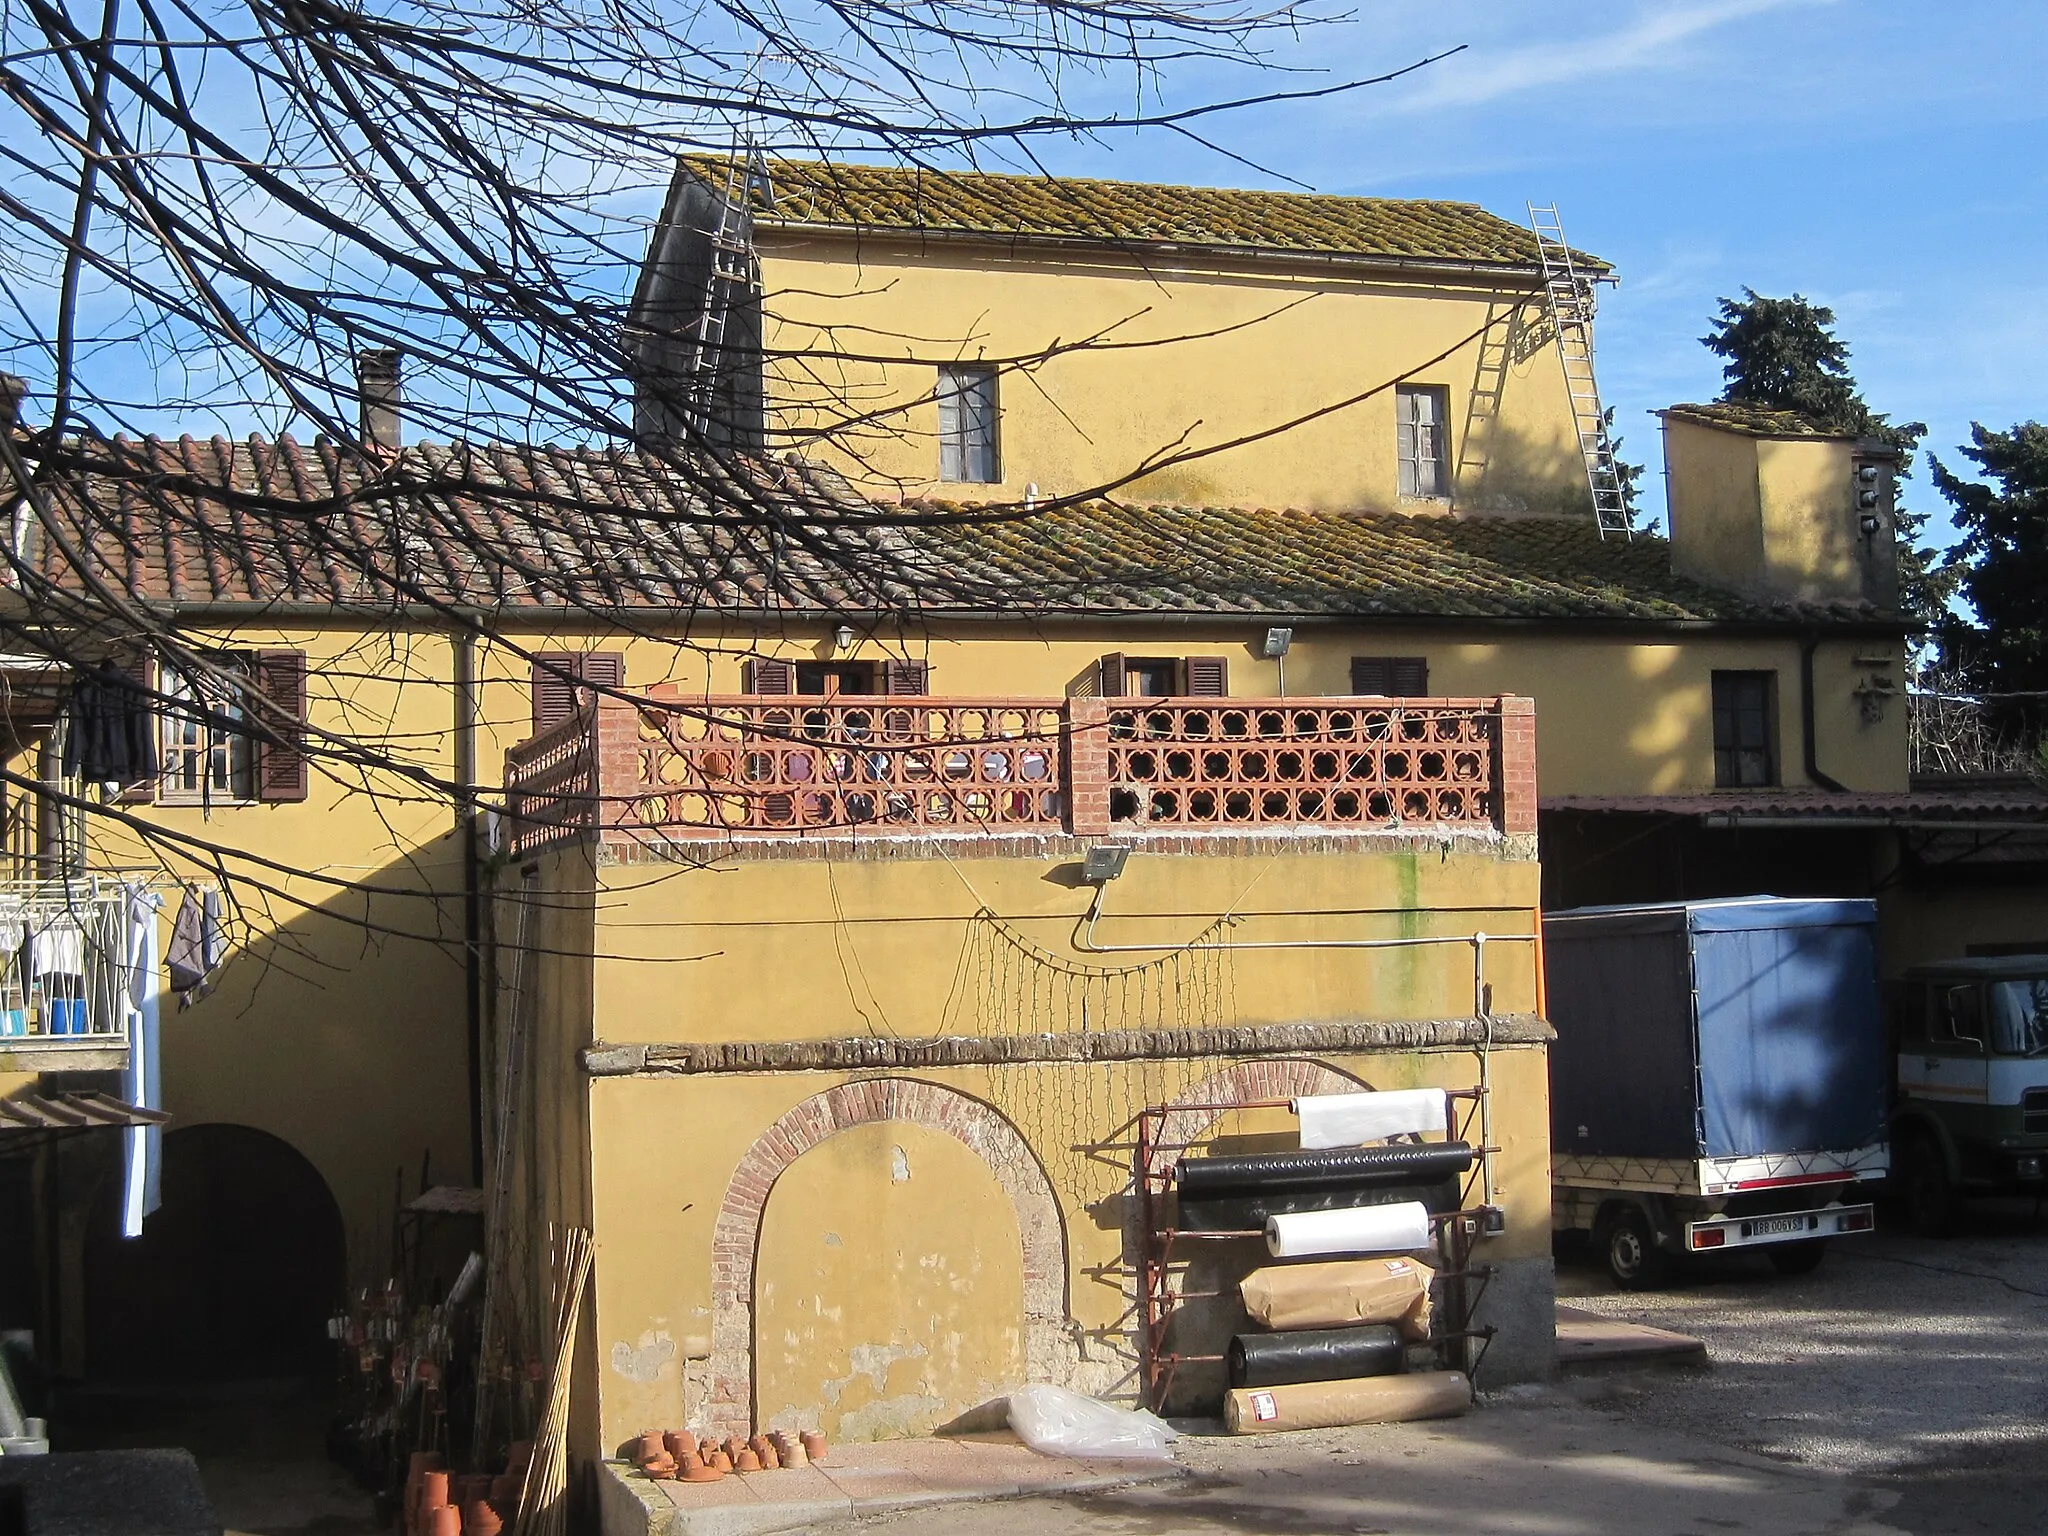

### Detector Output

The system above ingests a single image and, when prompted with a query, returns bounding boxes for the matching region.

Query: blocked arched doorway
[85,1123,345,1380]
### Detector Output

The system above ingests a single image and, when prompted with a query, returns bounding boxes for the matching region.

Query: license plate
[1748,1215,1811,1238]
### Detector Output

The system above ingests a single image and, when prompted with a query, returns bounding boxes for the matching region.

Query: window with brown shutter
[116,653,158,804]
[1184,656,1228,697]
[254,649,309,803]
[882,659,930,695]
[1097,653,1127,699]
[1350,656,1430,697]
[743,657,796,695]
[531,651,626,732]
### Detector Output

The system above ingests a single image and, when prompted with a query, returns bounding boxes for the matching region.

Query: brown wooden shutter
[531,653,577,733]
[1351,656,1429,697]
[580,653,624,696]
[1184,656,1228,697]
[118,652,158,804]
[1098,653,1127,699]
[254,649,309,803]
[745,657,795,695]
[882,659,930,696]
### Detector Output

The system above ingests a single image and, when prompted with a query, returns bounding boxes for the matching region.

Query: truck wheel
[1766,1240,1827,1275]
[1600,1205,1670,1290]
[1900,1132,1959,1239]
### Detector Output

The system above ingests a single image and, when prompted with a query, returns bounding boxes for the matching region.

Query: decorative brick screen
[1102,699,1498,828]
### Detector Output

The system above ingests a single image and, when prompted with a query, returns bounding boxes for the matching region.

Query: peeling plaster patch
[837,1392,947,1443]
[609,1331,677,1384]
[823,1231,843,1247]
[819,1340,928,1407]
[890,1145,911,1183]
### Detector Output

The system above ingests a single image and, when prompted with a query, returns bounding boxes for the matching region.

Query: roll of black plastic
[1177,1176,1463,1233]
[1175,1142,1473,1197]
[1228,1325,1407,1388]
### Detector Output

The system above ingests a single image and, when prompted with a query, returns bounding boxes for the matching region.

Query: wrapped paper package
[1238,1256,1435,1339]
[1223,1371,1471,1435]
[1292,1089,1449,1149]
[1264,1201,1430,1259]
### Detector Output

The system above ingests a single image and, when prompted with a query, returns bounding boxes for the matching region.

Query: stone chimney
[356,349,402,452]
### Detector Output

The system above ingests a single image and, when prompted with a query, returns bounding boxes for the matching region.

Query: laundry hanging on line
[166,885,224,1006]
[61,658,158,787]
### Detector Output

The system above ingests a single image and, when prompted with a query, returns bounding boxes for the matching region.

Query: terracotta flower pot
[801,1431,828,1464]
[734,1448,761,1473]
[488,1474,517,1507]
[410,1451,448,1478]
[464,1501,505,1536]
[430,1506,463,1536]
[635,1432,666,1468]
[680,1463,724,1484]
[663,1431,692,1460]
[698,1438,721,1461]
[505,1441,535,1476]
[421,1471,451,1511]
[707,1451,732,1474]
[770,1431,806,1468]
[645,1454,678,1481]
[722,1436,743,1464]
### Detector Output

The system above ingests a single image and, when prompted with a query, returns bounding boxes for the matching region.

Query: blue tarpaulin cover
[1544,898,1886,1160]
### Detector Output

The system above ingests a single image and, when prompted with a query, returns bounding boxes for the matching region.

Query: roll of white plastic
[1265,1201,1430,1258]
[1292,1089,1448,1149]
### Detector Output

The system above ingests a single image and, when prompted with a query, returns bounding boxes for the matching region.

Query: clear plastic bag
[1006,1385,1179,1461]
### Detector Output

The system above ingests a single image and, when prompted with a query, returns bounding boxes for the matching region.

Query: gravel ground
[1557,1197,2048,1494]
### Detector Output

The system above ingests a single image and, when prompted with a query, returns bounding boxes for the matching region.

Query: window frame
[1711,669,1779,789]
[937,364,1001,484]
[1396,384,1451,500]
[1350,655,1431,698]
[158,652,259,806]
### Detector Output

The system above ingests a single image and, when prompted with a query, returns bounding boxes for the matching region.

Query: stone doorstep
[1554,1304,1709,1375]
[600,1435,1183,1536]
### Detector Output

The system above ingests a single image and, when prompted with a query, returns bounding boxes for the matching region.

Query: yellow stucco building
[11,158,2034,1480]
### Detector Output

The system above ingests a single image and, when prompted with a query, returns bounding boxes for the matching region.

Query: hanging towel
[1293,1089,1449,1149]
[28,920,85,979]
[121,885,164,1236]
[166,887,222,1005]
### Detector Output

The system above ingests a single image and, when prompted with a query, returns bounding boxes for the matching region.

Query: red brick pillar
[594,696,641,834]
[1496,694,1537,836]
[1066,697,1111,836]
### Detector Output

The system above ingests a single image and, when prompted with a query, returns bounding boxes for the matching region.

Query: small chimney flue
[356,349,402,451]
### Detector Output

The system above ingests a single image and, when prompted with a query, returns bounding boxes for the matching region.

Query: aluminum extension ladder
[1528,204,1632,539]
[683,145,765,438]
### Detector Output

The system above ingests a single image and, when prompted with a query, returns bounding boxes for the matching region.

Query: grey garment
[165,887,222,1004]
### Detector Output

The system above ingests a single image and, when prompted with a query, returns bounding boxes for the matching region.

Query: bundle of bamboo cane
[513,1227,592,1536]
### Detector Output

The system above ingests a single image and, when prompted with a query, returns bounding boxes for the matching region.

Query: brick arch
[706,1078,1067,1433]
[1147,1058,1372,1180]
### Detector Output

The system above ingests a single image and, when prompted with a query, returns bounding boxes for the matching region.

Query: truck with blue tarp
[1544,896,1889,1287]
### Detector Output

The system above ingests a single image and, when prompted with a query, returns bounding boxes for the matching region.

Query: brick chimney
[356,349,402,452]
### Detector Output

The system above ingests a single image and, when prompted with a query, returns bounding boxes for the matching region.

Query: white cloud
[1370,0,1833,113]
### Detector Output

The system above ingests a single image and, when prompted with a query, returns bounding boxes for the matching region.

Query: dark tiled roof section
[697,156,1609,271]
[17,436,1886,625]
[1661,402,1849,439]
[21,434,960,612]
[1545,791,2048,822]
[914,502,1883,624]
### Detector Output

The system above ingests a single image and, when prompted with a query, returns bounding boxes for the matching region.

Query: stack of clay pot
[626,1427,828,1482]
[406,1441,533,1536]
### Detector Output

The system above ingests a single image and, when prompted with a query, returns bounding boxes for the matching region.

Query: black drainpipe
[1799,633,1847,793]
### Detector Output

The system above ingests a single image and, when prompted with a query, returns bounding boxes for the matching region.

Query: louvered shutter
[745,658,795,695]
[1098,653,1127,699]
[1184,656,1229,697]
[1351,656,1429,697]
[531,653,578,733]
[882,659,930,695]
[254,649,309,803]
[118,653,158,803]
[1350,657,1391,696]
[579,653,624,697]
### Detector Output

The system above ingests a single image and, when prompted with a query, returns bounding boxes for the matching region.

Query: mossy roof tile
[690,156,1608,270]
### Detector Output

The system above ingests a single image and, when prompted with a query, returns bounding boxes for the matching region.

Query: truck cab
[1891,957,2048,1235]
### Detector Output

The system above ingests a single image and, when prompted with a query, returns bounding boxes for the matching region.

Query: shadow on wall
[83,1123,345,1380]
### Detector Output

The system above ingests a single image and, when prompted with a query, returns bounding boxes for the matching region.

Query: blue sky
[1033,0,2048,545]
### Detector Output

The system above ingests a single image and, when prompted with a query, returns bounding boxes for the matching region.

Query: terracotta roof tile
[1660,402,1848,439]
[13,434,1886,627]
[692,156,1608,271]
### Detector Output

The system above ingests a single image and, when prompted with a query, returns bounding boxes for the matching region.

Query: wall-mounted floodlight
[832,623,856,652]
[1082,843,1131,883]
[1262,627,1294,659]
